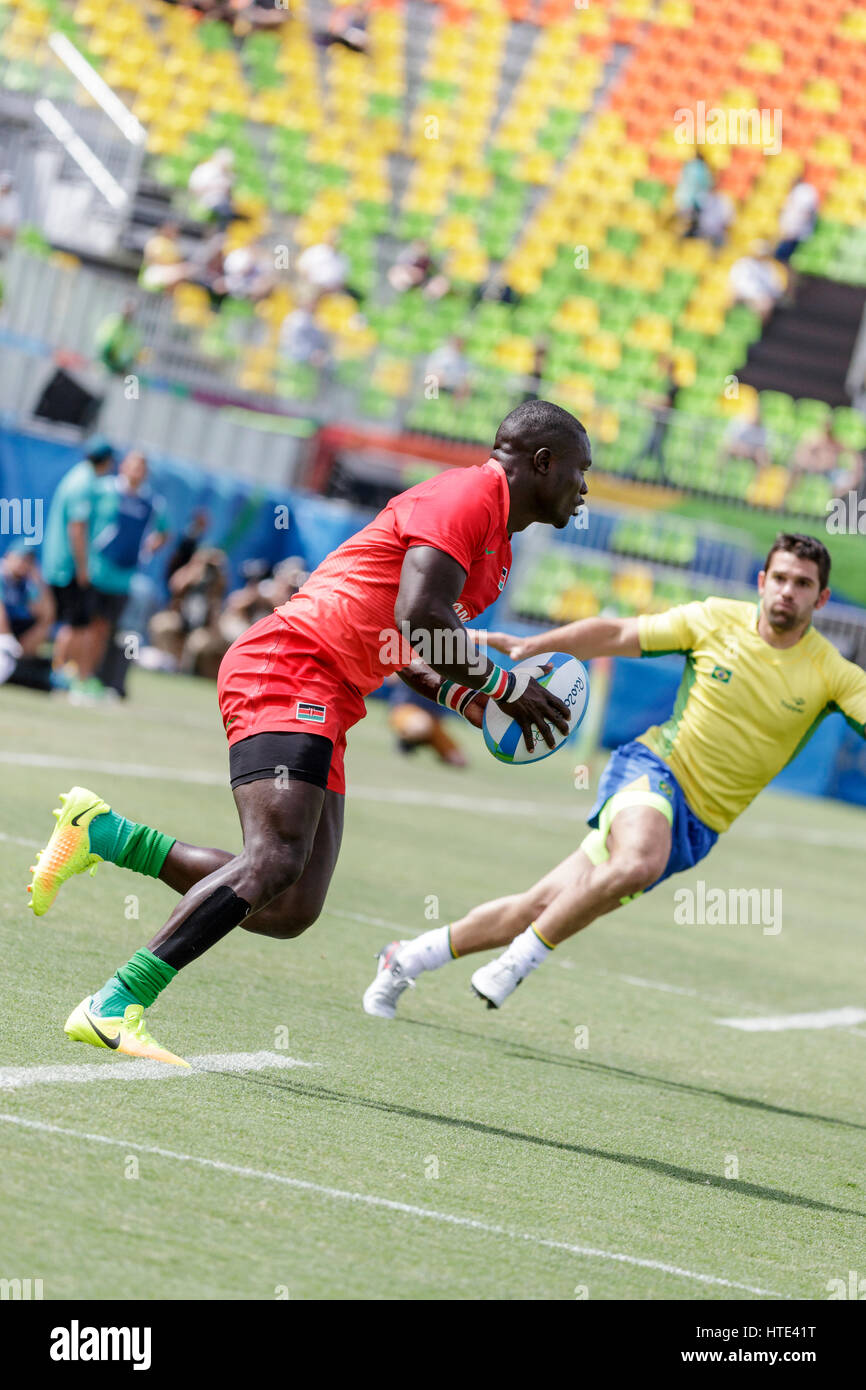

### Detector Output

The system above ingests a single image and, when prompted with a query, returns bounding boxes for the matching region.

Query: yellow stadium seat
[172,285,212,329]
[554,298,600,335]
[747,467,789,509]
[627,315,673,351]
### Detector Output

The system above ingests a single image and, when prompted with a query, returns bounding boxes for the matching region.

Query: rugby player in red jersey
[30,400,591,1063]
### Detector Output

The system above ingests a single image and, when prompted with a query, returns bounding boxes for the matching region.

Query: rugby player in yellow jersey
[363,532,866,1016]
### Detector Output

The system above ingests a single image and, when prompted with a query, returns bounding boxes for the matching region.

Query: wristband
[479,665,511,701]
[436,679,480,719]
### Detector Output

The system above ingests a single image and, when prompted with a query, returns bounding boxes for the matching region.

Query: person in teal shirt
[90,451,169,695]
[41,437,116,681]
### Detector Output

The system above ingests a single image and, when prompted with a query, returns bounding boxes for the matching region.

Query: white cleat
[470,955,524,1009]
[362,940,416,1019]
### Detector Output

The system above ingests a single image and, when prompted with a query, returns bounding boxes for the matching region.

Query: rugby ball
[483,651,589,765]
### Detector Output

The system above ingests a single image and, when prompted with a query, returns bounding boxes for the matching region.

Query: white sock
[501,923,554,979]
[398,925,455,978]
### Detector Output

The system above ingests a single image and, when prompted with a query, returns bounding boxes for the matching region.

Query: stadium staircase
[739,275,866,406]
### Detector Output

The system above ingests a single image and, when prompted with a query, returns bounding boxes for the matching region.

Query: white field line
[0,1111,785,1298]
[1,749,864,847]
[0,1051,317,1091]
[4,837,860,1038]
[606,973,700,998]
[716,1007,866,1032]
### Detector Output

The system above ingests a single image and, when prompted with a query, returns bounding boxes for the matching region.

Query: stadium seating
[2,0,866,518]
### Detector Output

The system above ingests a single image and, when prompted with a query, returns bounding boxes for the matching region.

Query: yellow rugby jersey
[637,597,866,832]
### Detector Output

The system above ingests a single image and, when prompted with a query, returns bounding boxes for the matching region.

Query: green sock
[92,948,177,1017]
[89,810,175,879]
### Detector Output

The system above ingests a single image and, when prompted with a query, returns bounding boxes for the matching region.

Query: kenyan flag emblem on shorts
[296,701,327,724]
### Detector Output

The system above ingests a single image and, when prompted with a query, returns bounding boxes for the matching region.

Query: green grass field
[0,672,863,1301]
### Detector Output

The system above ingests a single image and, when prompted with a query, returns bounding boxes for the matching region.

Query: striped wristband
[479,665,515,702]
[436,679,480,718]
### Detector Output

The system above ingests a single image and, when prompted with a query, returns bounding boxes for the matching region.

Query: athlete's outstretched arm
[395,544,570,749]
[395,658,487,729]
[483,616,642,663]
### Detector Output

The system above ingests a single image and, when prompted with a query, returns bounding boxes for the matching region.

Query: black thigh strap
[229,731,334,792]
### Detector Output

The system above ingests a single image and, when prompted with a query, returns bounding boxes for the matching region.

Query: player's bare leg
[141,789,343,938]
[469,805,670,1005]
[64,776,341,1058]
[363,805,671,1017]
[147,776,328,958]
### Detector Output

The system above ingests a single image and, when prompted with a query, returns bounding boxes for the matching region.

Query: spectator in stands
[184,231,229,305]
[0,170,21,247]
[90,451,169,696]
[226,0,291,31]
[149,546,229,678]
[166,509,209,582]
[473,267,520,306]
[425,336,472,399]
[723,405,771,471]
[140,222,187,293]
[218,556,307,646]
[0,595,57,694]
[265,556,307,606]
[792,421,864,494]
[296,233,356,302]
[0,545,54,657]
[387,240,449,300]
[279,303,330,366]
[40,436,118,694]
[696,188,734,247]
[630,354,679,479]
[728,242,786,322]
[315,4,370,53]
[775,178,819,266]
[521,342,548,402]
[95,299,142,377]
[222,241,276,302]
[188,148,236,227]
[674,151,712,237]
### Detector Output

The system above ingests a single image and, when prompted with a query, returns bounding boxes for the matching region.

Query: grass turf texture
[0,672,863,1301]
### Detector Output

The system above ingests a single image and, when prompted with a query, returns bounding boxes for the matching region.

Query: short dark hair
[494,399,589,458]
[765,532,831,590]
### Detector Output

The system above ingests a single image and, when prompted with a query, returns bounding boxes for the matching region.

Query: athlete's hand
[501,673,570,752]
[483,630,531,661]
[461,692,488,730]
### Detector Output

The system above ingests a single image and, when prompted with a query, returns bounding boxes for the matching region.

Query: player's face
[758,554,828,632]
[539,445,591,528]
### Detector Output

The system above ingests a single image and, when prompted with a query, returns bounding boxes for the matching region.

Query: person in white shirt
[775,179,819,264]
[296,236,351,299]
[729,242,786,322]
[188,148,236,226]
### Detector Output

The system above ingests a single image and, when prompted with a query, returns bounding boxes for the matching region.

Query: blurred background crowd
[3,0,866,778]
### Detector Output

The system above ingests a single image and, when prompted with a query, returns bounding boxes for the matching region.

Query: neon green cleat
[64,997,190,1068]
[27,786,110,916]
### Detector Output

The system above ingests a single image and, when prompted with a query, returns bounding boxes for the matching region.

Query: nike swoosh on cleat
[70,802,101,826]
[84,1008,120,1049]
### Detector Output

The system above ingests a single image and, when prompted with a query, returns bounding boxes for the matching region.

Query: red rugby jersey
[276,459,512,696]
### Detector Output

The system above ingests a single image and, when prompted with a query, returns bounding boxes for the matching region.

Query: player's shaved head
[494,399,590,461]
[492,400,591,532]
